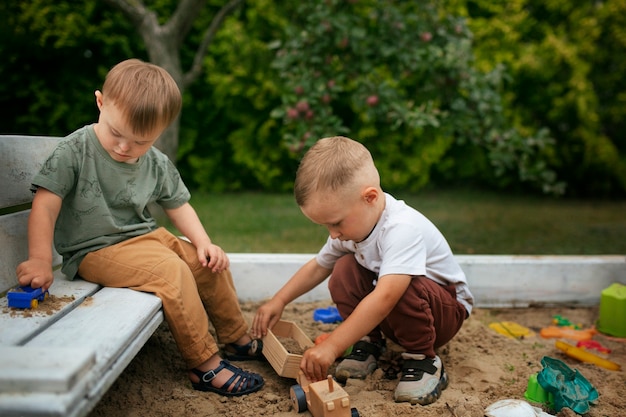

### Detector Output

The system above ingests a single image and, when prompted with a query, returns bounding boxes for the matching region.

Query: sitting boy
[16,59,264,397]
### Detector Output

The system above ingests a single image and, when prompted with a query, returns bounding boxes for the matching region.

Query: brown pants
[77,227,248,369]
[328,254,467,357]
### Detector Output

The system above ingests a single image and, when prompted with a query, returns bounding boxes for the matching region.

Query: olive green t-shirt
[32,124,190,279]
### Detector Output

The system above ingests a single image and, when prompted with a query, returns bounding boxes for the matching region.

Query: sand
[87,300,625,417]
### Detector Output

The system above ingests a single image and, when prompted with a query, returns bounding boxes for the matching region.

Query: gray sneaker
[335,337,384,382]
[394,353,448,405]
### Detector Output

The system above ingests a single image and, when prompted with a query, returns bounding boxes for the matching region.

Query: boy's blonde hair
[294,136,380,206]
[102,59,182,136]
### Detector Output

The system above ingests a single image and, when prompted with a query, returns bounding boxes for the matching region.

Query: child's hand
[16,259,54,291]
[300,343,337,382]
[251,299,285,339]
[197,243,229,273]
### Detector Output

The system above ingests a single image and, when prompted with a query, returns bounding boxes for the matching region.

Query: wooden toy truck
[290,372,359,417]
[262,320,359,417]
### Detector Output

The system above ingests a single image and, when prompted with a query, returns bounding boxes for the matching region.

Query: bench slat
[25,287,163,365]
[0,274,100,346]
[0,135,61,210]
[0,316,163,417]
[0,347,95,393]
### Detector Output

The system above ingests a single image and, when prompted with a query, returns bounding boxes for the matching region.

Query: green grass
[167,189,626,255]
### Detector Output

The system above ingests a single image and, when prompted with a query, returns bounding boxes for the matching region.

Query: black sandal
[223,339,264,361]
[190,360,264,396]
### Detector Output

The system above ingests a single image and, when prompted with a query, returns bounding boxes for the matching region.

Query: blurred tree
[450,0,626,197]
[270,0,563,194]
[101,0,244,162]
[178,0,296,192]
[2,0,624,196]
[0,0,139,136]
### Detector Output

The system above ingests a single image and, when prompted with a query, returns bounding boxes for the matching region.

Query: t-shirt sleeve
[316,236,352,269]
[378,223,427,277]
[31,139,79,198]
[155,158,191,209]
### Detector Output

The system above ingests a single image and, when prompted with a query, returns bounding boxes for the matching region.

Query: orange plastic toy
[539,326,597,341]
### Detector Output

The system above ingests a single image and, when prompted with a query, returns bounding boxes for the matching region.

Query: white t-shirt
[316,193,474,314]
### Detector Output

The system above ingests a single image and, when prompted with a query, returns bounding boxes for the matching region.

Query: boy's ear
[94,90,104,110]
[362,186,379,204]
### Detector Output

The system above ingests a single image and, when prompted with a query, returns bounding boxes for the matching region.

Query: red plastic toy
[576,340,611,354]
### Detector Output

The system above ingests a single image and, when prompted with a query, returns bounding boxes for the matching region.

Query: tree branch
[101,0,151,28]
[182,0,244,88]
[164,0,207,46]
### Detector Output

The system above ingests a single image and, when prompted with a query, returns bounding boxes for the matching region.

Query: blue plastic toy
[7,285,49,309]
[537,356,599,414]
[313,306,343,323]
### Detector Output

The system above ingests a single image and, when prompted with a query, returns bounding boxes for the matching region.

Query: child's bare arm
[16,188,61,290]
[164,202,229,273]
[251,258,332,338]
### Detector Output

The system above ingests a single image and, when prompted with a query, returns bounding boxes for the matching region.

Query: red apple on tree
[366,95,379,107]
[296,100,310,113]
[420,32,432,42]
[286,107,299,119]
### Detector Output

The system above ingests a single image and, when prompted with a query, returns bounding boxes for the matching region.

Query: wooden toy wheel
[30,299,38,309]
[290,384,307,413]
[351,407,360,417]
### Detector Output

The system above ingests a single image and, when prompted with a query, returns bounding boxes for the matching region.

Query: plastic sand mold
[313,306,343,323]
[536,356,599,414]
[524,372,553,407]
[489,321,535,339]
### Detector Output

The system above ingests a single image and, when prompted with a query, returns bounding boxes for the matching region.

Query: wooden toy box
[263,320,314,378]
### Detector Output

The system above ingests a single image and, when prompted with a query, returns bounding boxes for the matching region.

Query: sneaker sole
[394,369,449,406]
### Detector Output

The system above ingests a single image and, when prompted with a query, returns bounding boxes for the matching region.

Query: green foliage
[1,0,624,196]
[269,0,561,194]
[451,0,626,196]
[178,0,298,192]
[0,0,143,136]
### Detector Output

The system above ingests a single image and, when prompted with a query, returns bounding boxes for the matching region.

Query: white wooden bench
[0,135,164,417]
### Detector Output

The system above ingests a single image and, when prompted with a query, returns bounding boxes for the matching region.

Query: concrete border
[229,254,626,307]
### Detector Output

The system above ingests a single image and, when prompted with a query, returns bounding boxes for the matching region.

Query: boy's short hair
[294,136,378,206]
[102,59,182,136]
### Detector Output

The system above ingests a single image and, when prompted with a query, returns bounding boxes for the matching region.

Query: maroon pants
[328,254,467,357]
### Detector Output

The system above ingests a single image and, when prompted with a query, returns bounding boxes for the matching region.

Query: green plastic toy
[537,356,598,414]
